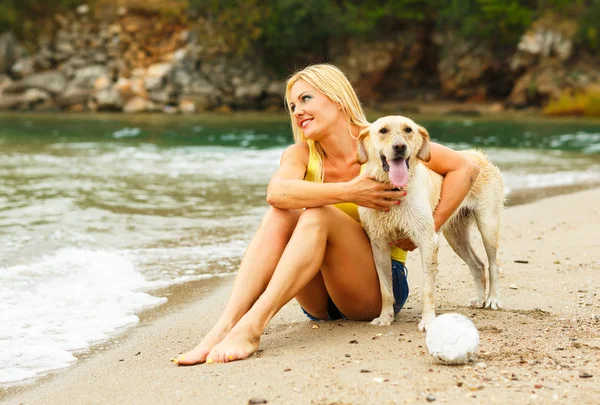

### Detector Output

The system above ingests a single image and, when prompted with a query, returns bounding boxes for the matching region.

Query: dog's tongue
[389,159,409,188]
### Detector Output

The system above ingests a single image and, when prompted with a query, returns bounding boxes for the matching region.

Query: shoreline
[2,186,600,404]
[2,105,600,125]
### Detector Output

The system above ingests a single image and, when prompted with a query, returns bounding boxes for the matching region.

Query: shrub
[543,90,600,116]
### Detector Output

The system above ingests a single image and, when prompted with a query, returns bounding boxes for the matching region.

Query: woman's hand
[389,238,417,251]
[345,173,406,211]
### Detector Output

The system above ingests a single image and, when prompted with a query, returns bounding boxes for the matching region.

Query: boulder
[433,31,513,100]
[10,57,34,79]
[0,33,18,74]
[511,14,578,71]
[331,31,432,102]
[94,76,112,91]
[0,74,12,93]
[94,87,123,110]
[57,87,92,108]
[21,88,52,109]
[0,94,22,110]
[71,65,110,89]
[123,96,148,113]
[5,71,67,95]
[179,99,196,114]
[506,61,566,107]
[147,63,173,79]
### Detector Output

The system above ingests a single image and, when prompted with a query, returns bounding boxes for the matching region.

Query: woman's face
[288,80,344,140]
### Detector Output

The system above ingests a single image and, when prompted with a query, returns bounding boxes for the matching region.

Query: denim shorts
[301,260,409,321]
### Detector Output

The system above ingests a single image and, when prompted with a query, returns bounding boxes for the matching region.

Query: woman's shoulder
[281,142,309,166]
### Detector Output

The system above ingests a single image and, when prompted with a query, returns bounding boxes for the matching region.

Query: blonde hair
[284,64,369,181]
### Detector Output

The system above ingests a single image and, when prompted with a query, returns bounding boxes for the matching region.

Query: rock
[21,88,51,105]
[148,86,177,104]
[426,394,436,402]
[10,57,34,79]
[63,56,88,70]
[0,33,19,74]
[0,75,12,93]
[94,87,123,110]
[71,66,110,89]
[5,72,67,95]
[144,76,164,92]
[514,15,578,64]
[55,41,75,59]
[179,99,196,114]
[93,52,108,64]
[171,68,192,88]
[131,68,146,78]
[77,4,90,15]
[57,87,92,108]
[94,76,112,91]
[235,82,264,99]
[163,105,179,114]
[506,61,565,107]
[433,30,513,100]
[214,104,233,114]
[0,94,22,110]
[123,96,147,113]
[248,399,267,404]
[147,63,173,79]
[579,372,593,378]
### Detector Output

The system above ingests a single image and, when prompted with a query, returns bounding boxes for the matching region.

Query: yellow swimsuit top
[304,144,407,263]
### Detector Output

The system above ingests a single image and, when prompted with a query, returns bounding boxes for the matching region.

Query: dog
[356,116,505,331]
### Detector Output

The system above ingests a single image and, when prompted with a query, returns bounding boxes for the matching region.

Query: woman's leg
[206,205,383,363]
[176,206,302,365]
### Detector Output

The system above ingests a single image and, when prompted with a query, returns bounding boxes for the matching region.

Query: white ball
[425,313,479,365]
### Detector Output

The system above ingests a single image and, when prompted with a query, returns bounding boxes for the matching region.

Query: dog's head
[357,116,431,188]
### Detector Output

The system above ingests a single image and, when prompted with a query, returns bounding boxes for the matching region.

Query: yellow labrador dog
[357,116,505,331]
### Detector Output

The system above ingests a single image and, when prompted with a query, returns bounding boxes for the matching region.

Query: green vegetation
[0,0,82,46]
[544,90,600,117]
[2,0,599,69]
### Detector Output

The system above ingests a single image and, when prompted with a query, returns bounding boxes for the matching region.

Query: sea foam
[0,248,166,384]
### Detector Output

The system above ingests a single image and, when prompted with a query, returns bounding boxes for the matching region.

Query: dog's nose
[393,143,407,155]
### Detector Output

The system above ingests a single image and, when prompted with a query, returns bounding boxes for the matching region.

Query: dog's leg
[416,233,439,331]
[370,239,395,326]
[475,211,502,310]
[443,221,486,308]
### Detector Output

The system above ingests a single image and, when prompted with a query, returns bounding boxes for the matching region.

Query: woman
[174,64,480,365]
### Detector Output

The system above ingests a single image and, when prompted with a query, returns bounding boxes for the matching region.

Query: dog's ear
[417,125,431,162]
[356,126,370,164]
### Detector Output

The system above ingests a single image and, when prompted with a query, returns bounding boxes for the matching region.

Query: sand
[2,188,600,405]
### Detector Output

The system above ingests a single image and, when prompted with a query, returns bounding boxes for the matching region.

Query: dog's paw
[485,297,502,310]
[466,297,485,308]
[371,313,394,326]
[417,312,436,332]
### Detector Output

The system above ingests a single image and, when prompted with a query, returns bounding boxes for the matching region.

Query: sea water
[1,113,599,385]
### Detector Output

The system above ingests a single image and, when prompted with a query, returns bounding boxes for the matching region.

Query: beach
[2,187,599,405]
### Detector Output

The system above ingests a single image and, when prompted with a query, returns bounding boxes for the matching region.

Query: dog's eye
[379,128,388,134]
[405,127,413,133]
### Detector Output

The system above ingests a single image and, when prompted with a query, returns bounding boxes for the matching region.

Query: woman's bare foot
[205,322,261,363]
[173,322,233,366]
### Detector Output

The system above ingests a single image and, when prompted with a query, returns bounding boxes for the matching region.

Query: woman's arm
[266,144,405,211]
[266,144,345,209]
[424,142,480,232]
[391,142,480,250]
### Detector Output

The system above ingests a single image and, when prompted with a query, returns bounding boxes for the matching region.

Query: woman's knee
[296,207,330,234]
[260,206,300,235]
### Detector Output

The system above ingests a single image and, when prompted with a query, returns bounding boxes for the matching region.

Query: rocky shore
[0,6,599,114]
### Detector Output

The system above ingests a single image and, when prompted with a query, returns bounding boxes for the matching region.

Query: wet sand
[2,188,600,405]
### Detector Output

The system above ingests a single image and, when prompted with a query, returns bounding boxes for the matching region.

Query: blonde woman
[174,64,480,365]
